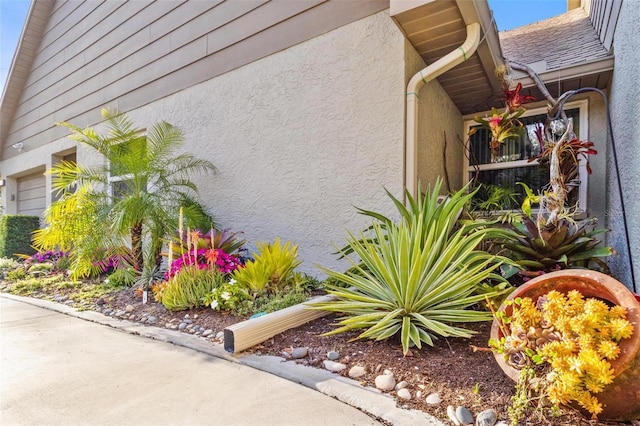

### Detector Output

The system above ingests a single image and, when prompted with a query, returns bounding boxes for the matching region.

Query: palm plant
[34,108,216,278]
[311,180,515,354]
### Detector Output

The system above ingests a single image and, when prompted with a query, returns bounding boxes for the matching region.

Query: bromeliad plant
[470,82,534,162]
[311,179,515,354]
[490,290,634,419]
[506,216,614,277]
[504,184,615,277]
[230,238,305,297]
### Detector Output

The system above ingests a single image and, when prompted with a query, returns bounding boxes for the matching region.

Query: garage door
[17,172,46,217]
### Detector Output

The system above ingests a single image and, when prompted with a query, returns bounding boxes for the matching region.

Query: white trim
[463,99,590,214]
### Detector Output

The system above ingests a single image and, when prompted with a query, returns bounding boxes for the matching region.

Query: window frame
[463,99,590,214]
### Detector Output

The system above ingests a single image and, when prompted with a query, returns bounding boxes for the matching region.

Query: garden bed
[2,278,636,426]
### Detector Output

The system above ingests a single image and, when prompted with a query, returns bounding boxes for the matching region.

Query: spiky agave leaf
[311,181,514,354]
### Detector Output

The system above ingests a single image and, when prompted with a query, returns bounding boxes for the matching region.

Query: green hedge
[0,215,40,259]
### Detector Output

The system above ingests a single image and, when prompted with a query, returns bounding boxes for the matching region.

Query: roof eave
[0,0,54,159]
[455,0,505,95]
[511,56,615,88]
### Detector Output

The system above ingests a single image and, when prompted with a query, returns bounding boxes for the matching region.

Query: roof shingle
[499,8,610,72]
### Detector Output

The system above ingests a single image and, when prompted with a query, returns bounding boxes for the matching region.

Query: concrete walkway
[0,297,380,426]
[1,294,445,426]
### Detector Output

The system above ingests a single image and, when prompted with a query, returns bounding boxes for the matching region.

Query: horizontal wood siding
[3,0,388,161]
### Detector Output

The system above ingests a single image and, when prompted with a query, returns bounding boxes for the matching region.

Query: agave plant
[504,215,615,276]
[311,180,515,354]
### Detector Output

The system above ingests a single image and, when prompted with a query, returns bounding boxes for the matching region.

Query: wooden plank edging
[223,293,337,353]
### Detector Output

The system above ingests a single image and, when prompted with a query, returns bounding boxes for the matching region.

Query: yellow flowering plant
[490,289,634,418]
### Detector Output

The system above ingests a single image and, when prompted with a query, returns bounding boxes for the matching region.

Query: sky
[0,0,567,94]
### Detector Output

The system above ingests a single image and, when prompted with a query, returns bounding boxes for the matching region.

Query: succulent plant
[490,290,634,417]
[504,216,614,276]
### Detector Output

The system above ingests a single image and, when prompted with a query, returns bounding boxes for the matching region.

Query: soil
[5,283,640,426]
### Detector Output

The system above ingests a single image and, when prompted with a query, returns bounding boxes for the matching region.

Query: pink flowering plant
[166,248,243,279]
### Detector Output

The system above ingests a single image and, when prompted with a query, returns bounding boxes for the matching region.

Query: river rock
[425,392,441,405]
[447,406,461,426]
[348,365,366,378]
[374,374,396,391]
[395,380,409,390]
[292,347,309,359]
[456,406,474,425]
[476,409,497,426]
[178,323,187,330]
[323,360,347,373]
[125,304,134,312]
[327,351,340,360]
[397,388,411,400]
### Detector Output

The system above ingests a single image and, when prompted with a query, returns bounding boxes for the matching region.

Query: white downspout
[405,22,481,198]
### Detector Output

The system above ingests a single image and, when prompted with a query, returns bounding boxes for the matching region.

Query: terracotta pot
[490,269,640,420]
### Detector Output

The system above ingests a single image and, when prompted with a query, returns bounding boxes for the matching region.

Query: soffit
[391,0,506,115]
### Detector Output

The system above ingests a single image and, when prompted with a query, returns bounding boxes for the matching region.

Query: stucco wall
[607,0,640,291]
[404,41,464,194]
[118,10,406,276]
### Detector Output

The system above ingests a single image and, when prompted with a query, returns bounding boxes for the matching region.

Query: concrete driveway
[0,297,380,426]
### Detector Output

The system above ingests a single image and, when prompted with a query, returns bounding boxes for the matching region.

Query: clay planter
[490,269,640,420]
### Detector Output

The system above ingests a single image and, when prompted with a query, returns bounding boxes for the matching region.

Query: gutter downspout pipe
[405,22,481,198]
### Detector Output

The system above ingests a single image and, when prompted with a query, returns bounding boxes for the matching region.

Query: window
[464,100,589,213]
[108,136,147,200]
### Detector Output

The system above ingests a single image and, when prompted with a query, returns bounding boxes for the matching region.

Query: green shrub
[161,266,225,311]
[7,267,27,281]
[251,288,308,314]
[231,238,303,296]
[311,180,514,354]
[204,280,250,313]
[105,267,137,287]
[0,215,40,259]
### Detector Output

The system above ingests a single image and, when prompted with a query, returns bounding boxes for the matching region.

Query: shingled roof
[499,7,610,73]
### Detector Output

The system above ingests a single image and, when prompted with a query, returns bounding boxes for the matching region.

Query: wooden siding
[584,0,622,51]
[2,0,388,161]
[17,171,46,217]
